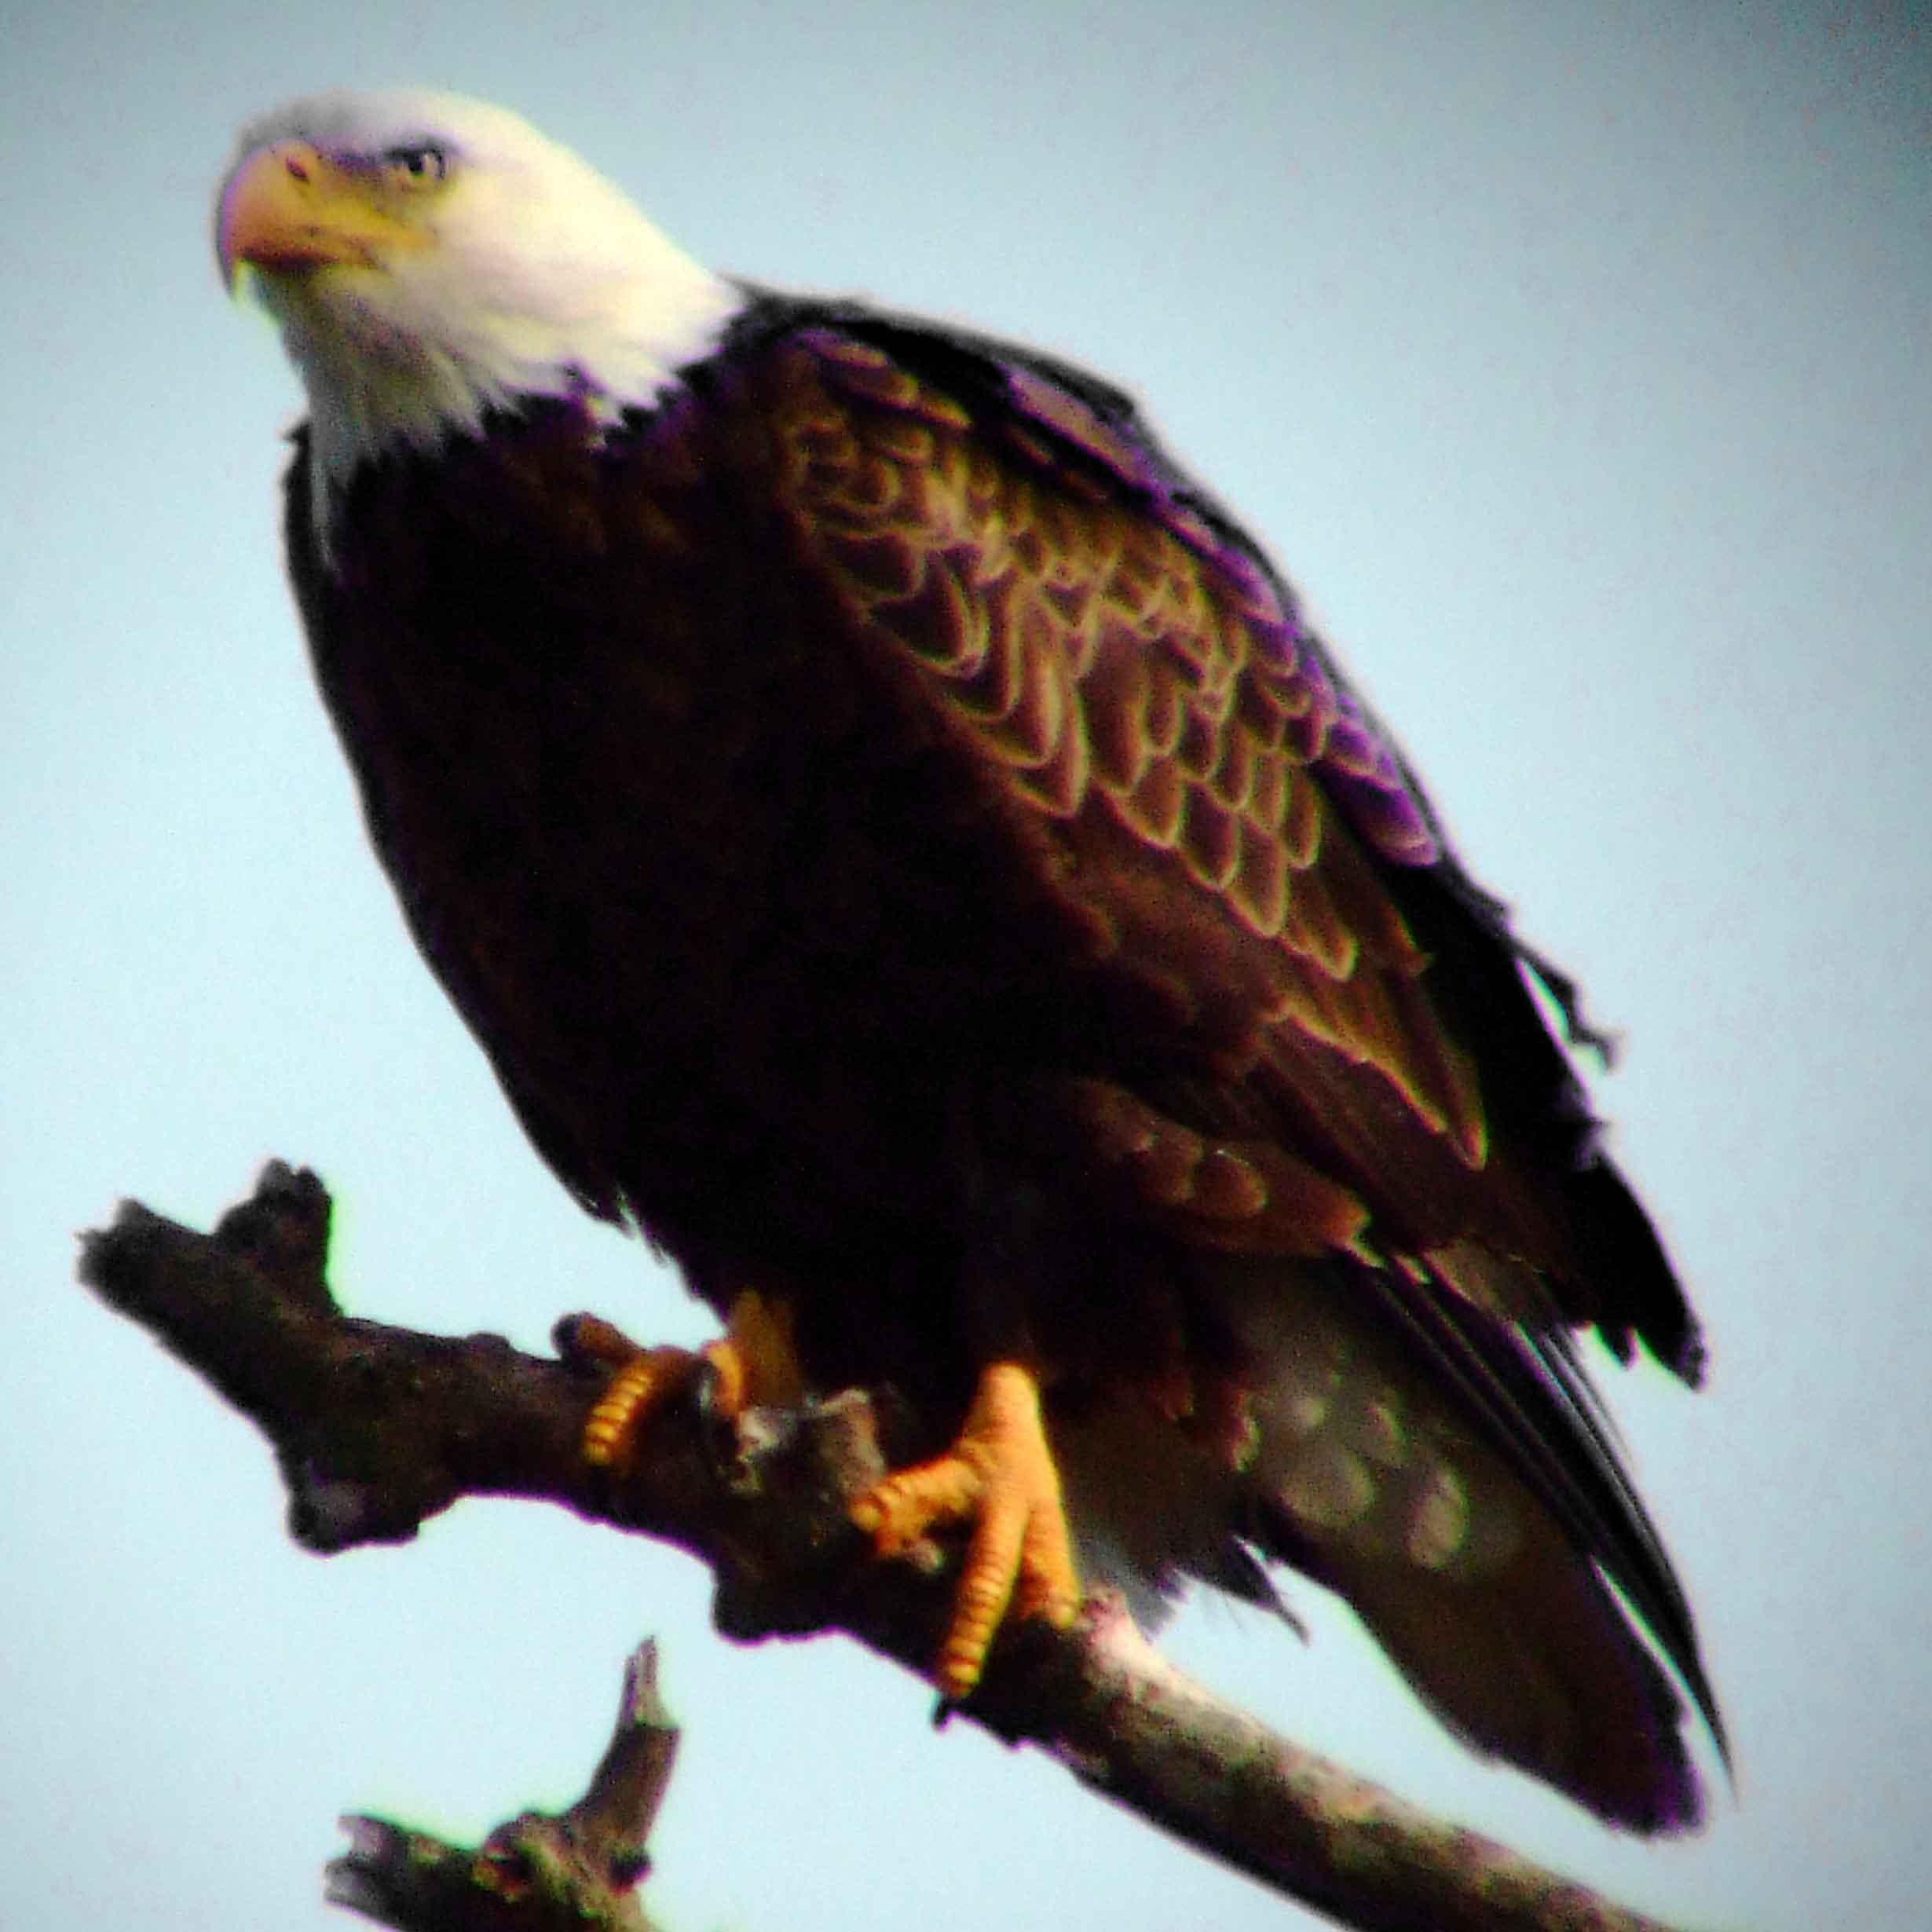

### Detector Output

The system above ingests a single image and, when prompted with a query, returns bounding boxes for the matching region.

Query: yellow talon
[575,1290,801,1474]
[853,1360,1081,1698]
[581,1349,694,1468]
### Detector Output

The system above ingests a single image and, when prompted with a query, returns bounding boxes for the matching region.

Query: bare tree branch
[326,1639,675,1931]
[79,1162,1693,1932]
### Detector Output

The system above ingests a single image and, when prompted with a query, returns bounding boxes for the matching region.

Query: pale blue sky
[5,5,1928,1928]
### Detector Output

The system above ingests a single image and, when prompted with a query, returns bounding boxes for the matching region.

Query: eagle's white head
[218,90,741,494]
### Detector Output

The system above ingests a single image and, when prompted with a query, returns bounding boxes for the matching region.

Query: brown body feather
[288,296,1718,1828]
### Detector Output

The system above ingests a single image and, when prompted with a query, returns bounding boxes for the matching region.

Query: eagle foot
[850,1360,1081,1699]
[569,1291,804,1475]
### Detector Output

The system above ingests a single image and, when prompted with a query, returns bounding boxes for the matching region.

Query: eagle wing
[754,311,1722,1822]
[766,313,1696,1363]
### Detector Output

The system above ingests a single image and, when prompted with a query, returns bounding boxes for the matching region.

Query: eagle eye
[383,142,448,186]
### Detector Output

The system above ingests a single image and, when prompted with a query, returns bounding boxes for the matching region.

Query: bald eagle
[218,90,1723,1831]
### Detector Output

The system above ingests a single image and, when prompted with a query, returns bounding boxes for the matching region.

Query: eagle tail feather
[1192,1252,1719,1831]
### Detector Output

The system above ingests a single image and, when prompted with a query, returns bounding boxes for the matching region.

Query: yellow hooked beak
[217,141,432,287]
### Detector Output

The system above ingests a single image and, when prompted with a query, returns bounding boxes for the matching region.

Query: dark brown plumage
[282,299,1721,1828]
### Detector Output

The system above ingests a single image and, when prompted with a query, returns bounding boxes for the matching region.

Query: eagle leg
[850,1359,1081,1698]
[574,1291,803,1472]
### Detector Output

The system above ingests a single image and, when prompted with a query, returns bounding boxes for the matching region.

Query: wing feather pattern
[763,306,1698,1365]
[775,322,1539,1258]
[740,303,1721,1825]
